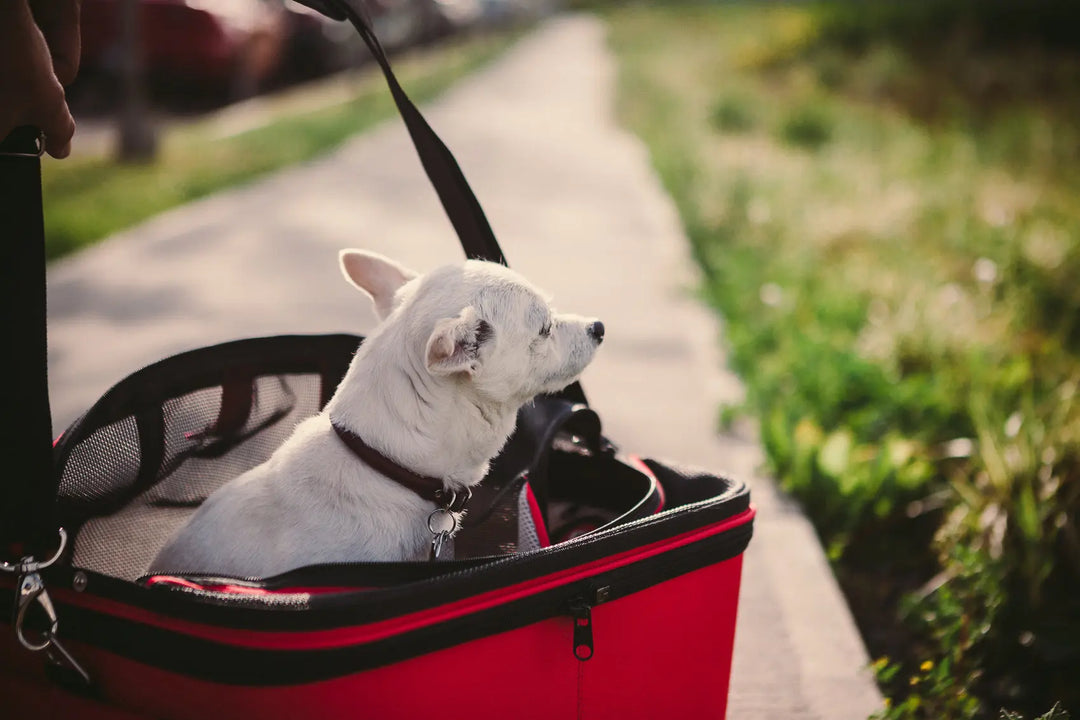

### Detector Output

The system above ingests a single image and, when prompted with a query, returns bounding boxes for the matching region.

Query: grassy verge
[603,2,1080,718]
[44,33,520,260]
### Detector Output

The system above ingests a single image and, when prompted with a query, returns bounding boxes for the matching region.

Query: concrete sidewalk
[48,15,882,719]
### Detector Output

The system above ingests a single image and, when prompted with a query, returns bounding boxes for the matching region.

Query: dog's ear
[339,249,419,320]
[426,307,492,377]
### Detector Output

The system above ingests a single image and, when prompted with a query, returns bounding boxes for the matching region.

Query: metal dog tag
[431,531,451,559]
[427,508,458,561]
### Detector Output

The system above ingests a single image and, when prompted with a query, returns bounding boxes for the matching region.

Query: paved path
[48,15,882,719]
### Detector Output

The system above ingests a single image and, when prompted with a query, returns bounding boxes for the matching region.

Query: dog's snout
[588,321,605,343]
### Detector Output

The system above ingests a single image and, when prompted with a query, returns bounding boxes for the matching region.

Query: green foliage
[871,545,1003,719]
[710,93,757,133]
[778,100,834,149]
[813,0,1080,54]
[606,2,1080,717]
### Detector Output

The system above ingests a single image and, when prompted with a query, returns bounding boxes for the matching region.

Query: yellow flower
[909,676,920,686]
[920,660,933,672]
[883,698,892,709]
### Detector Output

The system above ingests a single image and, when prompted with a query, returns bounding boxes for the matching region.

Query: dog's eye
[539,322,552,338]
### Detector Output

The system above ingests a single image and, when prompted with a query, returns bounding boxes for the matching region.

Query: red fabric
[525,483,552,547]
[1,554,744,719]
[1,505,751,719]
[38,508,752,652]
[581,555,743,719]
[0,659,147,720]
[1,608,581,720]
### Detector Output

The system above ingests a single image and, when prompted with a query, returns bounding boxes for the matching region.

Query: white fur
[150,250,603,577]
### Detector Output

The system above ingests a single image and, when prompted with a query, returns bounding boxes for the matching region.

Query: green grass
[43,33,519,260]
[602,2,1080,718]
[778,99,835,149]
[710,92,758,133]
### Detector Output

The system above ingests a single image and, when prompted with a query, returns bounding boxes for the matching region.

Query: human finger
[30,0,81,85]
[38,82,76,158]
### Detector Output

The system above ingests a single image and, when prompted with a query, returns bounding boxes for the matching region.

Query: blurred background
[43,2,1080,720]
[45,0,552,258]
[71,0,554,114]
[580,3,1080,720]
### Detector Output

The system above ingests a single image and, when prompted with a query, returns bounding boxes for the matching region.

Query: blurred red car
[80,0,289,100]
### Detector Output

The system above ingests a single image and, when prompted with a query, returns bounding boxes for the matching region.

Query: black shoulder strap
[318,0,507,266]
[0,127,58,559]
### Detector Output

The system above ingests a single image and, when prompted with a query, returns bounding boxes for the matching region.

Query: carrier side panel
[2,617,579,720]
[581,553,744,719]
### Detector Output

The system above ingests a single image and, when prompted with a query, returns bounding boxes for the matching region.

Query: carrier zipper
[152,498,749,593]
[568,585,609,661]
[135,511,753,632]
[569,598,593,660]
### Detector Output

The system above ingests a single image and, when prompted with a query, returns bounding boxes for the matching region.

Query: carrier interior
[54,345,632,582]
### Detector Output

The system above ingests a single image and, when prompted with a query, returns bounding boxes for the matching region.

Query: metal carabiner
[3,528,90,687]
[0,527,68,575]
[15,571,58,652]
[15,575,91,686]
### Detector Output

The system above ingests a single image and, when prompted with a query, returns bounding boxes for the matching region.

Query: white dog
[150,250,604,578]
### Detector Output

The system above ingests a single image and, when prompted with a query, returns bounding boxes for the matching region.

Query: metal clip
[434,486,472,514]
[16,571,57,651]
[0,527,67,575]
[3,529,90,686]
[15,572,91,686]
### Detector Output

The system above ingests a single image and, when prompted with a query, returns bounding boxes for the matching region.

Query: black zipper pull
[570,599,594,661]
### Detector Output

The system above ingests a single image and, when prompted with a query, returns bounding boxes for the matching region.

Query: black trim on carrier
[41,466,748,631]
[2,516,752,685]
[55,334,361,470]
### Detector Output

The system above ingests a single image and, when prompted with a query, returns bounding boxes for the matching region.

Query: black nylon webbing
[334,0,507,266]
[0,127,57,558]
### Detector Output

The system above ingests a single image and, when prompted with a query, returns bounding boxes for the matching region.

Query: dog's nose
[588,321,605,343]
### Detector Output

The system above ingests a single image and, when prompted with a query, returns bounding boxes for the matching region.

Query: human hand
[0,0,81,158]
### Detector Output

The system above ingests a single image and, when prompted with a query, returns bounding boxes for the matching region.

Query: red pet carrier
[0,2,753,718]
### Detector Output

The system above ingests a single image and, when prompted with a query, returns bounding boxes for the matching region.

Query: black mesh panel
[55,337,355,581]
[58,416,141,514]
[66,373,321,580]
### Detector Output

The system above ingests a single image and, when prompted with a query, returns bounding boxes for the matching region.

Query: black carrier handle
[0,126,57,558]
